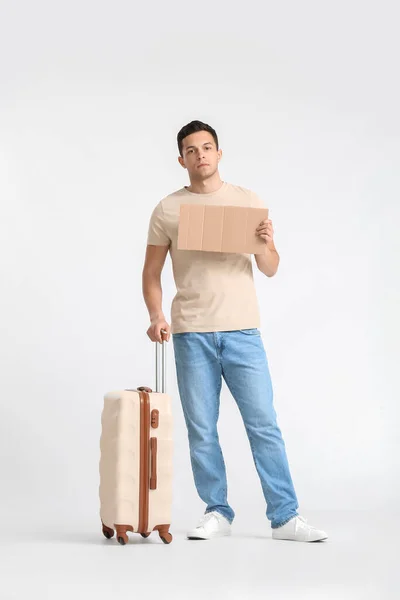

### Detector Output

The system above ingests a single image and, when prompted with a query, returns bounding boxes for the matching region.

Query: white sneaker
[272,515,328,542]
[186,511,232,540]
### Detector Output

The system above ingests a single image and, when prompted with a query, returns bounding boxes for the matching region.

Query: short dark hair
[177,120,219,157]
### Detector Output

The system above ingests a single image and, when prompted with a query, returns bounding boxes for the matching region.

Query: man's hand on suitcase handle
[147,317,171,343]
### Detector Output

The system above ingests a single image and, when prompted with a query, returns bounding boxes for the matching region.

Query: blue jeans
[172,328,299,529]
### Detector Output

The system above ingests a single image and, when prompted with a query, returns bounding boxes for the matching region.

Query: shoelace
[298,515,307,523]
[296,515,318,530]
[197,512,219,528]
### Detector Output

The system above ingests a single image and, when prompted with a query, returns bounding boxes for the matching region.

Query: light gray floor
[1,510,394,599]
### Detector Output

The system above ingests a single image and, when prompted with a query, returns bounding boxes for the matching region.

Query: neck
[186,173,224,194]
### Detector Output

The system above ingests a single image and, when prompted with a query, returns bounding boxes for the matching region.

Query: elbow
[142,265,162,279]
[258,264,279,277]
[142,269,162,291]
[267,255,280,277]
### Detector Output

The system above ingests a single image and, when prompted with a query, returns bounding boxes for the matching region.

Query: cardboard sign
[177,204,269,254]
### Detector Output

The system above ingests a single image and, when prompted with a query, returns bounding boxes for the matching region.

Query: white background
[0,1,398,598]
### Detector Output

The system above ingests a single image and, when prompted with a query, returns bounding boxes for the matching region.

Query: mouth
[198,164,209,168]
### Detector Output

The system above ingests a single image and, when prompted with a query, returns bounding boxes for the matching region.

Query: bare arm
[255,241,280,277]
[254,217,280,277]
[142,244,171,342]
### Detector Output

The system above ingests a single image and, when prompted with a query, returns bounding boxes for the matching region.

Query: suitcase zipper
[138,390,150,533]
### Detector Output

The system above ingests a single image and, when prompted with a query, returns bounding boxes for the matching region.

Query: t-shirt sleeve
[251,191,267,208]
[146,201,171,246]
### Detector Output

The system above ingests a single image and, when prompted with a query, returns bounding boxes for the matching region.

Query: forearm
[255,246,280,277]
[142,271,165,321]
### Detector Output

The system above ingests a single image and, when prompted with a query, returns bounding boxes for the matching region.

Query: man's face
[178,131,222,179]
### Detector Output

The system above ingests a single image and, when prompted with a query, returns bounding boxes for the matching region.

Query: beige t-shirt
[146,180,266,334]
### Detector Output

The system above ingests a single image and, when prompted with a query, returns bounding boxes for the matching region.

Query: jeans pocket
[239,328,260,335]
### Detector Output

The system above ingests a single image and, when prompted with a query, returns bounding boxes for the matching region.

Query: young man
[142,120,328,543]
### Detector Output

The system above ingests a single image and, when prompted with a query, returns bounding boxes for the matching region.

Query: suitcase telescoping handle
[155,328,167,394]
[136,328,167,395]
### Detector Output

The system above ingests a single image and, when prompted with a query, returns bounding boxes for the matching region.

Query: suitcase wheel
[115,524,133,544]
[160,533,173,544]
[140,533,151,538]
[102,524,114,539]
[117,535,128,545]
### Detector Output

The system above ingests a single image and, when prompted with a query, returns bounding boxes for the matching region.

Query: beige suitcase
[99,330,173,544]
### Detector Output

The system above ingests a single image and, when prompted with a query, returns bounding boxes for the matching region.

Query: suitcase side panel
[147,392,173,532]
[99,391,140,530]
